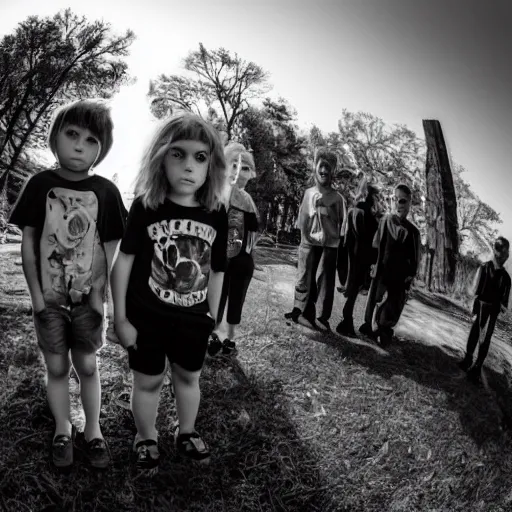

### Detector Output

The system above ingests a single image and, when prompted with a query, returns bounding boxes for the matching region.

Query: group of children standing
[10,99,259,472]
[285,148,510,382]
[8,99,511,476]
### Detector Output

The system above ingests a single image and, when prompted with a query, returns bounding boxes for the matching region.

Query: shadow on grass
[253,245,298,269]
[0,294,337,511]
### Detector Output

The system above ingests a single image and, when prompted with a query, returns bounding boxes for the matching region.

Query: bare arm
[104,240,120,278]
[207,271,225,323]
[110,250,137,348]
[21,226,45,312]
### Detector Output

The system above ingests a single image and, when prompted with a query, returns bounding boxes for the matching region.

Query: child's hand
[31,295,46,314]
[114,318,138,350]
[500,304,508,315]
[370,264,376,278]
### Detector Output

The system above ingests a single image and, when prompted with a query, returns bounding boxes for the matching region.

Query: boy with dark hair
[285,148,346,330]
[359,183,420,346]
[336,182,382,336]
[9,99,127,469]
[459,236,511,384]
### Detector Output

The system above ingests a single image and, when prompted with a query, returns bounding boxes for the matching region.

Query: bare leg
[131,370,165,441]
[171,363,202,434]
[43,352,72,438]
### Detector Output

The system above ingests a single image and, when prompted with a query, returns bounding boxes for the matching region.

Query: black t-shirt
[475,260,511,313]
[120,197,228,329]
[9,170,127,307]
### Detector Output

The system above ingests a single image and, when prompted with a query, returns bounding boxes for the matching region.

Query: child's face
[164,140,210,203]
[494,246,509,266]
[392,189,411,218]
[315,159,333,187]
[55,124,100,173]
[229,155,253,189]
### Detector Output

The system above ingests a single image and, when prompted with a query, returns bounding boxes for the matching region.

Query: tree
[0,9,135,192]
[148,43,270,139]
[453,164,501,253]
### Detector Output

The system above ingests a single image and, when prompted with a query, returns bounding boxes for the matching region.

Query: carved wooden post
[423,120,459,292]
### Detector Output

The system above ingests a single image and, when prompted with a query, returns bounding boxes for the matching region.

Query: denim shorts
[33,303,104,355]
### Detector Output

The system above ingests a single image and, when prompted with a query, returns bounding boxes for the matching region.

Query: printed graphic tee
[9,170,127,308]
[120,197,228,330]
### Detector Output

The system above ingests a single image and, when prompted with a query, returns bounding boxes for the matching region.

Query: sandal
[222,339,237,355]
[173,425,210,463]
[133,436,160,471]
[86,438,110,469]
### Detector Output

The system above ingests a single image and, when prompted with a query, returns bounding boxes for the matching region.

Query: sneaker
[301,311,319,330]
[284,307,301,322]
[222,339,237,355]
[458,358,472,372]
[207,332,223,357]
[337,285,347,293]
[52,424,76,469]
[467,366,482,385]
[174,426,211,464]
[358,322,376,339]
[317,317,331,331]
[86,438,110,469]
[336,319,355,336]
[378,329,392,347]
[133,436,160,471]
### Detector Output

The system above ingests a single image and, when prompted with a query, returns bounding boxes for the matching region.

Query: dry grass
[1,243,512,511]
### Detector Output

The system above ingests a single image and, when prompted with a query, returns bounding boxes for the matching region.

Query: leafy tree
[0,9,135,192]
[453,164,501,252]
[148,43,270,139]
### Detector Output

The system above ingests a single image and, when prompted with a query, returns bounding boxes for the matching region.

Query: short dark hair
[495,236,510,251]
[314,147,338,172]
[48,99,114,167]
[395,183,412,197]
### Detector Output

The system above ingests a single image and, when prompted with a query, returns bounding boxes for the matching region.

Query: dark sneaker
[52,424,76,469]
[337,285,347,293]
[86,438,110,469]
[358,322,376,339]
[317,317,331,331]
[222,339,237,355]
[174,426,211,464]
[336,319,355,336]
[301,311,319,330]
[133,437,160,472]
[207,332,223,357]
[467,366,482,385]
[284,307,301,322]
[458,358,472,372]
[378,329,392,347]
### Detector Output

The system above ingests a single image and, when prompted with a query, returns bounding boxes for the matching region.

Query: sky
[1,0,511,241]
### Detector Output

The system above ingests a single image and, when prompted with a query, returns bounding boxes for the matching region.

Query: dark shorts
[127,315,215,375]
[33,303,104,355]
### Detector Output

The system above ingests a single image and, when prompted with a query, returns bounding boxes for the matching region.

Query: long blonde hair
[134,112,226,211]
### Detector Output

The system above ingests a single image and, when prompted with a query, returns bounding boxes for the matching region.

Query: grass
[1,243,512,511]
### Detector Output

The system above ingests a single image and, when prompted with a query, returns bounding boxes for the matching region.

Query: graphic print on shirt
[40,188,105,307]
[227,208,244,258]
[147,219,217,307]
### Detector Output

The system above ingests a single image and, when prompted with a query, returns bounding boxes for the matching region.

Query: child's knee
[134,372,165,393]
[45,357,71,379]
[71,351,98,378]
[172,365,201,386]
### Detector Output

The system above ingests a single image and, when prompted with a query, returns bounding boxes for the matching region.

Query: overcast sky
[2,0,511,240]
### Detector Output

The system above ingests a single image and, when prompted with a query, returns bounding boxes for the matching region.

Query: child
[459,237,510,383]
[336,181,382,336]
[284,148,346,330]
[359,184,420,346]
[9,99,127,469]
[208,142,259,356]
[110,113,228,469]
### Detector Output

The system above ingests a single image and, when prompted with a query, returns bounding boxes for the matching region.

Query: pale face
[392,189,411,219]
[55,124,100,177]
[494,245,510,266]
[315,159,333,187]
[164,140,210,206]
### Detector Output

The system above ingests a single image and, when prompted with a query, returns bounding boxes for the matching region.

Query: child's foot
[284,307,301,322]
[222,339,237,355]
[458,358,472,372]
[467,366,482,385]
[317,317,331,331]
[174,425,211,464]
[133,435,160,471]
[85,437,110,469]
[337,285,346,293]
[378,329,392,347]
[301,311,318,330]
[207,332,223,357]
[336,319,355,336]
[358,322,376,339]
[52,424,76,469]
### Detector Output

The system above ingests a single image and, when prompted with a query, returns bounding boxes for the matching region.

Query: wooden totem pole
[423,120,459,292]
